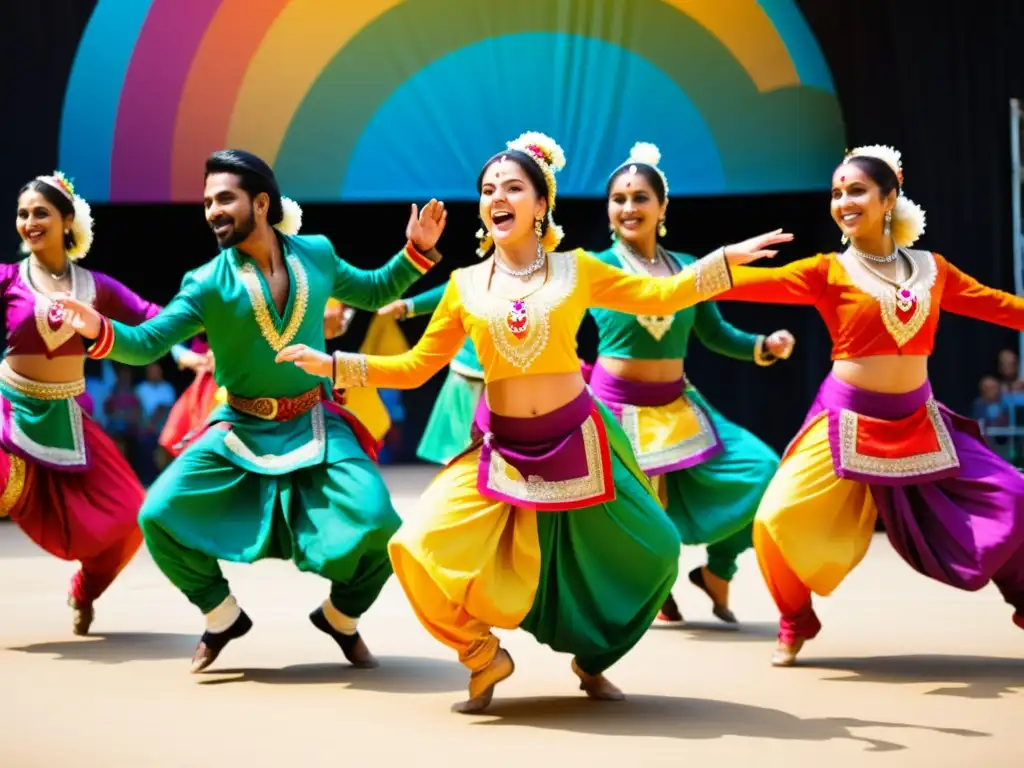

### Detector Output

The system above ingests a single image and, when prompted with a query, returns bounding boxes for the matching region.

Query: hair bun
[627,142,662,168]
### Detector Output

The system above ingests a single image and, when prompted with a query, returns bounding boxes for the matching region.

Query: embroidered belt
[0,361,85,400]
[227,387,321,421]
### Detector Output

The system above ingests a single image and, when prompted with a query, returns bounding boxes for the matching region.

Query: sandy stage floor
[0,466,1021,767]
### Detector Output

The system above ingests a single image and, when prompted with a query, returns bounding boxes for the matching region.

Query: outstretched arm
[717,255,829,305]
[59,273,205,366]
[94,273,201,369]
[277,280,467,390]
[585,229,793,315]
[939,254,1024,330]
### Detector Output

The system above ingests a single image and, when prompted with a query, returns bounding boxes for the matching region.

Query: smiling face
[831,162,896,243]
[16,187,71,255]
[478,157,547,249]
[607,169,665,246]
[203,172,260,249]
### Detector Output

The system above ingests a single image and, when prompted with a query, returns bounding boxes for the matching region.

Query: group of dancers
[4,130,1023,714]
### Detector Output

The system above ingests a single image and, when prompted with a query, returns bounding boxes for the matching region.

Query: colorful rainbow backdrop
[59,0,845,203]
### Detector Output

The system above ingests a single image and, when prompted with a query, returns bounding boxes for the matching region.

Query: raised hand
[406,198,447,253]
[50,294,102,339]
[377,299,410,320]
[723,229,794,266]
[275,344,333,377]
[765,329,795,360]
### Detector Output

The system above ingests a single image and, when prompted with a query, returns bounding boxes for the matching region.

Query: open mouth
[491,210,515,233]
[619,216,643,230]
[211,218,233,236]
[840,212,861,227]
[23,229,46,244]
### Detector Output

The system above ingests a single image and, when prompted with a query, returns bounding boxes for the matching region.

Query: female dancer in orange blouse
[719,145,1024,665]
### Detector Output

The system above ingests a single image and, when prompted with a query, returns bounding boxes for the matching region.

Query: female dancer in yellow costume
[718,145,1024,666]
[277,132,791,712]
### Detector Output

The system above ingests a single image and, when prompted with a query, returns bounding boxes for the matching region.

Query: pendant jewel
[47,301,65,330]
[507,299,529,339]
[895,286,917,313]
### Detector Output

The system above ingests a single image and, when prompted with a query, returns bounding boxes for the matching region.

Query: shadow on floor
[7,632,197,663]
[804,654,1024,699]
[469,694,989,751]
[198,655,467,694]
[649,620,778,642]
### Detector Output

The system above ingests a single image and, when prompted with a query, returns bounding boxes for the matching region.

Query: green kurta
[89,233,436,615]
[403,283,483,464]
[587,244,780,582]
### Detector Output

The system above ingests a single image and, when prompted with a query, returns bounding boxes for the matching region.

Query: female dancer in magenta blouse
[277,131,791,712]
[584,142,795,624]
[2,172,199,634]
[719,145,1024,665]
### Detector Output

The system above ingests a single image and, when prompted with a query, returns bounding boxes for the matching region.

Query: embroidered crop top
[720,249,1024,358]
[587,245,771,364]
[332,247,734,389]
[1,259,163,359]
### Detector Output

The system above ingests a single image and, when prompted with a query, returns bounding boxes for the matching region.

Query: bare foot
[68,597,94,636]
[452,647,515,714]
[689,566,737,624]
[572,659,625,701]
[771,638,805,667]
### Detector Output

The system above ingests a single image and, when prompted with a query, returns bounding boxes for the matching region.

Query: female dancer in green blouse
[585,143,795,624]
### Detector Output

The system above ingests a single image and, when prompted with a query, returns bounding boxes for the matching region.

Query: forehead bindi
[484,160,526,185]
[611,172,654,197]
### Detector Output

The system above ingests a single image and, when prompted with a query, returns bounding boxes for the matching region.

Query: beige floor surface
[0,466,1021,767]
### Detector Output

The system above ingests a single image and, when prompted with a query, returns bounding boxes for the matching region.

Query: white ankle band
[322,599,358,635]
[205,595,241,634]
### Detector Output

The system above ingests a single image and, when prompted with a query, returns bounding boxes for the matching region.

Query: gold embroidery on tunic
[0,454,27,517]
[837,248,937,348]
[0,362,85,400]
[692,250,732,299]
[485,414,608,503]
[333,352,369,388]
[239,254,310,352]
[837,399,959,477]
[458,251,577,372]
[21,261,97,353]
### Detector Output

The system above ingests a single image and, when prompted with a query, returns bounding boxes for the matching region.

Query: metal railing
[1011,98,1024,363]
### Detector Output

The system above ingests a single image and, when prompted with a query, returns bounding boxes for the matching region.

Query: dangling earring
[534,216,543,238]
[609,223,617,242]
[475,227,490,258]
[883,210,892,237]
[657,219,667,238]
[64,228,70,235]
[841,233,849,245]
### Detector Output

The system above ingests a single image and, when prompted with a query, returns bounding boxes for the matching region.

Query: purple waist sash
[587,362,722,474]
[795,374,968,486]
[469,389,614,511]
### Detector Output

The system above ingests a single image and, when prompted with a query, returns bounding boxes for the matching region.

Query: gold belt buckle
[251,396,279,420]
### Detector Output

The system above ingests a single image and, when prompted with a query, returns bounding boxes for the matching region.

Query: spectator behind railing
[973,375,1013,459]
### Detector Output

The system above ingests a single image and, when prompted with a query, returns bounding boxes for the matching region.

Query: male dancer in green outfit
[60,150,446,673]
